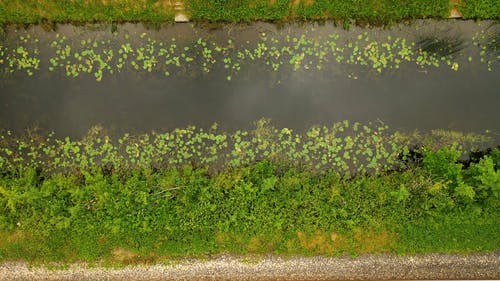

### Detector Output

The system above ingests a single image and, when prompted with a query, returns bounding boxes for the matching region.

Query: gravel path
[1,252,499,280]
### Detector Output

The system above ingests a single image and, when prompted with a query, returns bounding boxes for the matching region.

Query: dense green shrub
[465,155,500,205]
[490,148,500,168]
[423,146,463,184]
[421,146,500,206]
[0,157,498,262]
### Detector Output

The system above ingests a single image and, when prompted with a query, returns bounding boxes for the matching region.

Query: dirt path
[1,252,499,280]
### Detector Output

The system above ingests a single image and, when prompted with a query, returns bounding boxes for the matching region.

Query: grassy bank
[460,0,500,19]
[0,122,498,264]
[0,0,176,24]
[187,0,450,23]
[0,0,498,25]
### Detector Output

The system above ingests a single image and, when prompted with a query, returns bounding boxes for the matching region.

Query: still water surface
[0,20,498,140]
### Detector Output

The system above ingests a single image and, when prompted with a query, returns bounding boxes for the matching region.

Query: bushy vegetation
[0,121,498,263]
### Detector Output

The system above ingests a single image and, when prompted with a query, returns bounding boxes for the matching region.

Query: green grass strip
[459,0,500,19]
[187,0,450,23]
[1,0,498,24]
[0,0,176,24]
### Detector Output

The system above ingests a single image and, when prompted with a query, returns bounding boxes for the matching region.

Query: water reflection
[0,20,498,142]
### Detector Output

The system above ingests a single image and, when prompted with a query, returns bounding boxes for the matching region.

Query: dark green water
[0,20,499,140]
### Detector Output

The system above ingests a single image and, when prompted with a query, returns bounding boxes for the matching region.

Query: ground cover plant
[187,0,450,23]
[0,0,498,24]
[459,0,500,19]
[0,0,176,25]
[0,120,498,264]
[0,28,497,81]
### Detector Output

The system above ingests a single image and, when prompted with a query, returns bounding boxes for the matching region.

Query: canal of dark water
[0,20,499,141]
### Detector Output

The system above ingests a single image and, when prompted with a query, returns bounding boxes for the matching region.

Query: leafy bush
[465,155,500,205]
[422,146,463,185]
[490,148,500,169]
[0,152,498,262]
[422,146,500,206]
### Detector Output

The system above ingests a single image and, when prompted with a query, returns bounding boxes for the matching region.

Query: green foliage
[181,0,451,23]
[459,0,500,19]
[390,184,410,204]
[0,156,498,262]
[454,183,476,202]
[423,146,463,185]
[0,0,459,24]
[0,0,497,25]
[490,148,500,169]
[396,210,500,253]
[187,0,290,22]
[293,0,449,23]
[422,146,500,207]
[0,0,175,24]
[0,123,498,262]
[465,155,500,205]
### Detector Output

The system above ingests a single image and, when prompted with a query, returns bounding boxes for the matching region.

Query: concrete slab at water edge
[449,8,463,19]
[449,0,463,19]
[175,13,190,23]
[1,253,499,280]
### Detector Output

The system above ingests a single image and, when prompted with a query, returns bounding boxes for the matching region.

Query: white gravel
[0,252,499,280]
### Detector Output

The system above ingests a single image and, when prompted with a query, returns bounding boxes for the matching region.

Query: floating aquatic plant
[0,120,410,176]
[0,34,40,76]
[0,29,496,81]
[473,27,500,71]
